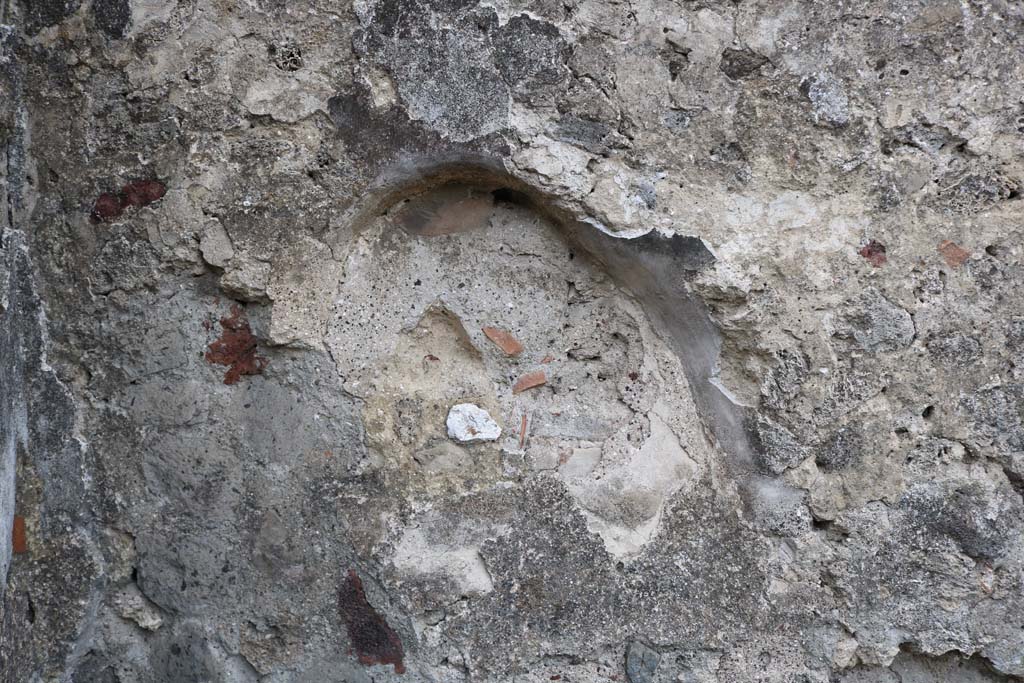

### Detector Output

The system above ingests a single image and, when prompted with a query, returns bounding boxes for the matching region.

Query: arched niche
[281,155,776,575]
[325,155,758,478]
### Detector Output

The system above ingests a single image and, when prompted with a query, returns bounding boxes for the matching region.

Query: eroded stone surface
[3,0,1024,681]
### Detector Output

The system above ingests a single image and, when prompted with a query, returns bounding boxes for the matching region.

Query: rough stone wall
[1,0,1023,682]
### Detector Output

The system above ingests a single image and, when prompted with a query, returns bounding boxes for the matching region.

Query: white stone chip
[446,403,501,443]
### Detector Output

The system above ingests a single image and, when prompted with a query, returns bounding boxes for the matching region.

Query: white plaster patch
[564,409,699,558]
[243,71,334,123]
[392,528,494,596]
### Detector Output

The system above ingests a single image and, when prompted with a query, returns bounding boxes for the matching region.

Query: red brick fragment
[540,354,554,364]
[858,239,887,267]
[519,413,528,448]
[513,370,546,394]
[11,515,27,554]
[938,240,970,267]
[205,305,268,385]
[482,326,524,356]
[338,570,405,674]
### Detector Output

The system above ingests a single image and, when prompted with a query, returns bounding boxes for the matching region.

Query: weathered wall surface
[1,0,1023,681]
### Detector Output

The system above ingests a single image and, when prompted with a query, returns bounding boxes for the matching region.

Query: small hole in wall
[492,187,531,206]
[268,41,303,72]
[899,68,909,76]
[922,405,934,419]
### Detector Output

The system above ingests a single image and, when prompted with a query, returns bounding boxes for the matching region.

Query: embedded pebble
[446,404,502,442]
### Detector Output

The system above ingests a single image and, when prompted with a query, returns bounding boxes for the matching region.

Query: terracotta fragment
[12,515,27,554]
[482,326,524,356]
[513,370,546,394]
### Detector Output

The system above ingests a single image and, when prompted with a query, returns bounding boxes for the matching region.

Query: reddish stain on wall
[91,192,124,222]
[121,180,166,207]
[858,239,887,267]
[205,305,268,385]
[338,570,405,674]
[938,240,970,267]
[91,179,166,222]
